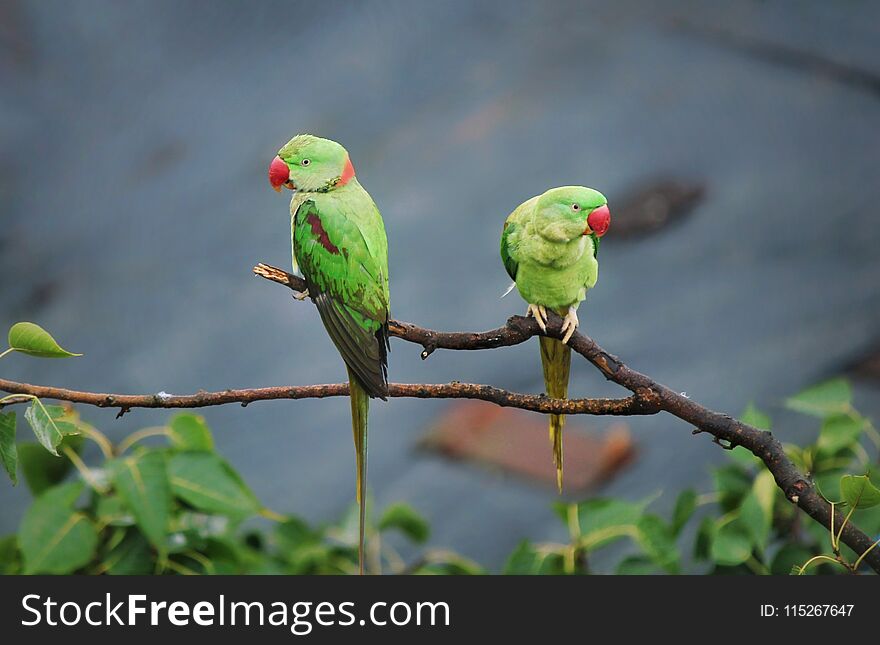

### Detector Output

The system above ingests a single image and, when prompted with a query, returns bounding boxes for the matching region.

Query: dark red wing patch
[306,210,341,254]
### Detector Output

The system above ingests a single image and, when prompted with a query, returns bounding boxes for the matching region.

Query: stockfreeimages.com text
[21,594,450,635]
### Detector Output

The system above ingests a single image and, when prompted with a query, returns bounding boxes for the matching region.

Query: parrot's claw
[527,303,548,332]
[293,289,310,301]
[560,306,580,344]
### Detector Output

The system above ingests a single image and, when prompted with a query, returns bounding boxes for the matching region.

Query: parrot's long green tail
[347,368,369,575]
[539,334,571,493]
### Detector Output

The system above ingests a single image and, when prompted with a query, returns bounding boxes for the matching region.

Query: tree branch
[0,378,654,417]
[0,261,875,573]
[250,262,880,573]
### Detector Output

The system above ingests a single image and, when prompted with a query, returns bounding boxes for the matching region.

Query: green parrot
[500,186,611,492]
[269,134,390,574]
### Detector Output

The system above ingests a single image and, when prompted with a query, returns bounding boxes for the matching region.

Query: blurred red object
[422,401,635,492]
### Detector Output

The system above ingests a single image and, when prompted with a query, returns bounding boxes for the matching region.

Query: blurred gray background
[1,0,879,570]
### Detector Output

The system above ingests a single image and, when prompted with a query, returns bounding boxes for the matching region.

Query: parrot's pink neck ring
[337,156,356,187]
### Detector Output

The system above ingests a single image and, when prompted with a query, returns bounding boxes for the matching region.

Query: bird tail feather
[347,369,369,575]
[539,333,570,493]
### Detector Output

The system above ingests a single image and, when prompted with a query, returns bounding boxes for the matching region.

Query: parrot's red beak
[586,204,611,237]
[269,156,292,192]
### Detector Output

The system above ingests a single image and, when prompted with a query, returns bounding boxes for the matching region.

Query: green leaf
[635,514,679,573]
[694,516,716,561]
[111,452,171,554]
[713,464,753,511]
[17,436,82,495]
[710,518,753,566]
[202,537,246,574]
[40,480,86,507]
[739,494,769,553]
[95,495,135,528]
[785,379,851,417]
[277,533,335,574]
[840,474,880,509]
[813,468,845,502]
[274,516,322,558]
[502,540,566,575]
[851,503,880,538]
[728,446,762,468]
[167,414,214,452]
[671,489,697,536]
[784,443,809,472]
[817,414,865,456]
[615,555,658,575]
[576,498,645,550]
[7,322,81,358]
[167,452,260,519]
[740,403,772,430]
[19,482,97,574]
[737,470,776,554]
[770,544,815,576]
[852,476,880,536]
[0,534,20,574]
[24,402,78,456]
[0,412,17,485]
[414,556,484,576]
[378,503,430,543]
[753,471,775,547]
[104,530,154,575]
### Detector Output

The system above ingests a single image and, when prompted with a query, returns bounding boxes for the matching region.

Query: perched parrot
[269,135,390,574]
[500,186,610,492]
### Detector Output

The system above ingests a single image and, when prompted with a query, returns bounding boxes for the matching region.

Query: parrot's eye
[301,159,311,166]
[571,203,581,211]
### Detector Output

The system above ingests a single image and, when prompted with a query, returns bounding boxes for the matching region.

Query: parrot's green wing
[500,219,519,281]
[294,199,389,398]
[501,196,540,282]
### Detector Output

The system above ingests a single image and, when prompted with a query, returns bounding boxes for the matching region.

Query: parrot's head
[269,134,355,194]
[534,186,610,242]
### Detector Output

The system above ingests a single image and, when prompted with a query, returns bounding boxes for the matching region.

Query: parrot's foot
[560,306,580,344]
[527,303,548,332]
[293,288,310,301]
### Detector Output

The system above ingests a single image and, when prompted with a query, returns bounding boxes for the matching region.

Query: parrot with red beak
[269,134,389,574]
[500,186,610,492]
